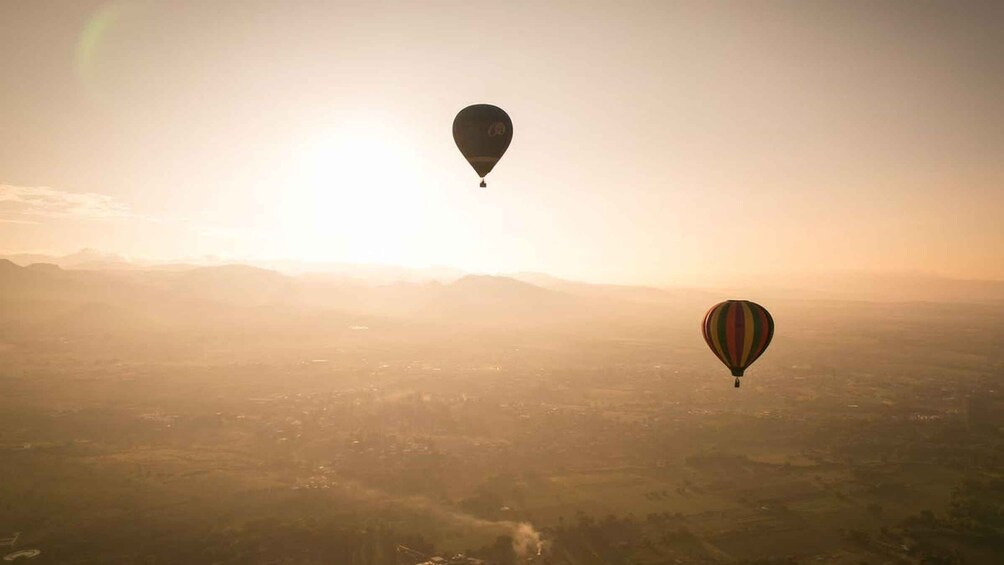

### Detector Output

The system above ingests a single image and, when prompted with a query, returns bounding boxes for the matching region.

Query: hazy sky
[1,1,1001,284]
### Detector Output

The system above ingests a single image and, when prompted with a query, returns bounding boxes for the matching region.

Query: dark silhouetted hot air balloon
[453,104,512,187]
[701,300,774,388]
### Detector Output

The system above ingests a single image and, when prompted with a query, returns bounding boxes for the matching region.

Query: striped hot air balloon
[701,300,774,388]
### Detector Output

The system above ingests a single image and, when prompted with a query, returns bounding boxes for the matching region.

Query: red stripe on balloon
[723,302,736,367]
[750,303,771,364]
[735,302,746,367]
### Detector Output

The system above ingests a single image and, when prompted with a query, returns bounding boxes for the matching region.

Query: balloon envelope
[453,104,513,181]
[701,300,774,378]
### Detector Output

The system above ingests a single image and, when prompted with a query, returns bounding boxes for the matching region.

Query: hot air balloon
[701,300,774,388]
[453,104,512,187]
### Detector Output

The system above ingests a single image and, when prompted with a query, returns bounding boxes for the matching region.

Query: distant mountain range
[3,250,1003,311]
[0,249,463,283]
[2,253,1003,356]
[706,271,1004,305]
[0,260,666,330]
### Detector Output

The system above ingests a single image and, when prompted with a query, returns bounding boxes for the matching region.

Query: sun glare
[278,120,428,265]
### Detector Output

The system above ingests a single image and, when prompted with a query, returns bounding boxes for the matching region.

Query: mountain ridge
[3,249,1003,305]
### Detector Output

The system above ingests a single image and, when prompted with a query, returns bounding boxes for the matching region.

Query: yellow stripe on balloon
[709,303,726,362]
[741,301,756,366]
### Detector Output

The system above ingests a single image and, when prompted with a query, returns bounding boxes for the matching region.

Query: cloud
[0,183,267,259]
[0,184,134,221]
[0,218,42,225]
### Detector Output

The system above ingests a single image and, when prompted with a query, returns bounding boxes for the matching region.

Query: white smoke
[305,473,543,557]
[420,507,541,558]
[510,522,543,557]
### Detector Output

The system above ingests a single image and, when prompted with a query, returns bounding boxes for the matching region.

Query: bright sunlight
[277,119,428,265]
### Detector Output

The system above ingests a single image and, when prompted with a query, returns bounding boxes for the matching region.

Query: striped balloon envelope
[701,300,774,387]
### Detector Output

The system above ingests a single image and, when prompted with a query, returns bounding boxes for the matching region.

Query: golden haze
[0,1,1002,283]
